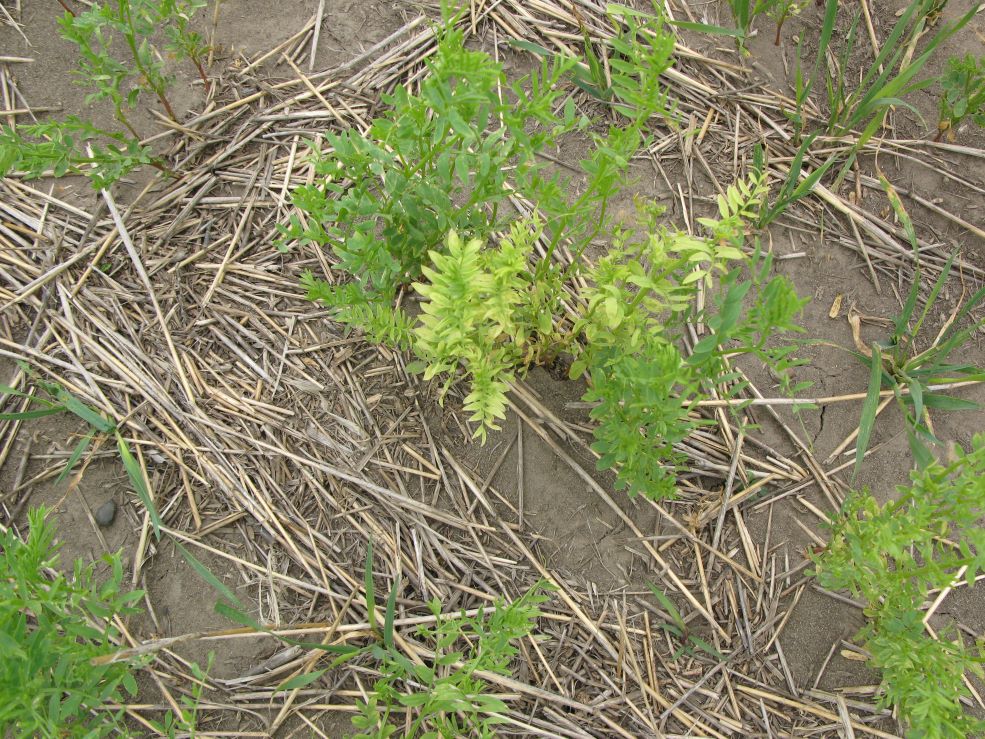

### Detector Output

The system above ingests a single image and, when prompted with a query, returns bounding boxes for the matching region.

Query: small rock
[94,500,117,527]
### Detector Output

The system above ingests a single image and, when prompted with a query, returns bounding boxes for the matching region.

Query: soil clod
[94,500,117,528]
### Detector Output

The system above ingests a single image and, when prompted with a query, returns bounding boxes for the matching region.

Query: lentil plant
[286,8,808,500]
[0,508,144,736]
[813,437,985,738]
[0,0,209,188]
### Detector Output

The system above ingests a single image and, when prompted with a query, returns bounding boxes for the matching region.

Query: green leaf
[854,346,885,481]
[648,583,685,631]
[669,20,743,37]
[57,389,115,433]
[175,541,243,608]
[920,393,979,411]
[689,635,725,661]
[276,669,326,693]
[116,431,161,539]
[364,539,376,633]
[384,578,399,650]
[0,407,67,421]
[906,375,924,426]
[506,39,553,58]
[55,431,95,484]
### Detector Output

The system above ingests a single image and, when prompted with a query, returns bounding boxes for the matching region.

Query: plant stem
[116,110,140,141]
[118,0,178,121]
[56,0,76,16]
[192,56,211,92]
[156,89,177,121]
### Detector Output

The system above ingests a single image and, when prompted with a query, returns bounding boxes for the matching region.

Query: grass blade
[648,582,685,631]
[276,670,326,693]
[854,345,885,480]
[175,541,243,607]
[0,408,67,421]
[384,579,399,649]
[669,20,742,37]
[116,431,161,539]
[364,539,376,632]
[507,39,553,58]
[918,393,978,411]
[55,432,94,484]
[57,389,115,433]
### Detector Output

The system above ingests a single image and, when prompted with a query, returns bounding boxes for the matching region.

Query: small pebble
[94,500,117,527]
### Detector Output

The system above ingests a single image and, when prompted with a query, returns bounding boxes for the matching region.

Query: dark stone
[94,499,117,527]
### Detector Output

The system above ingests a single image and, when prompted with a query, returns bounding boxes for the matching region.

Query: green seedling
[0,368,161,537]
[753,138,838,228]
[648,584,724,661]
[0,507,146,737]
[283,18,584,299]
[410,220,565,441]
[765,0,809,46]
[1,1,210,189]
[673,0,808,51]
[850,179,985,477]
[288,9,672,429]
[514,2,677,117]
[350,584,552,738]
[716,0,773,51]
[163,0,212,90]
[764,0,974,223]
[347,543,552,738]
[937,53,985,142]
[59,0,210,124]
[148,653,214,738]
[813,436,985,738]
[183,535,549,737]
[0,117,156,190]
[822,0,976,152]
[576,183,808,499]
[289,11,809,500]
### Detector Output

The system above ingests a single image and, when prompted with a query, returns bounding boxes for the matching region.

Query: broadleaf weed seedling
[184,536,551,737]
[0,116,157,191]
[289,8,810,500]
[287,7,675,428]
[347,544,553,738]
[676,0,810,52]
[937,53,985,142]
[0,509,212,736]
[574,179,809,499]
